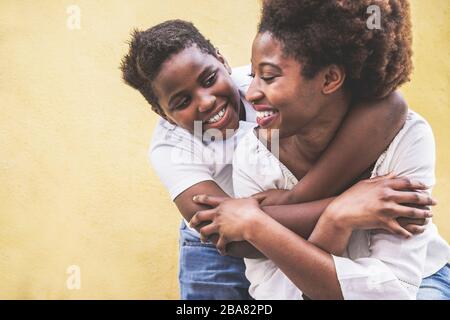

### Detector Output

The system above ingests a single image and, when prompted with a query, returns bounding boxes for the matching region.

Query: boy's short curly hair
[120,20,217,113]
[259,0,413,100]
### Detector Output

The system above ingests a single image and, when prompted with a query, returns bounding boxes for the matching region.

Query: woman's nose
[245,78,264,104]
[198,93,216,113]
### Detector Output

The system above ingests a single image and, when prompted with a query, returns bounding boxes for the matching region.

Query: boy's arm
[174,181,264,259]
[292,91,407,202]
[174,180,228,223]
[257,91,408,205]
[175,181,333,259]
[180,180,430,259]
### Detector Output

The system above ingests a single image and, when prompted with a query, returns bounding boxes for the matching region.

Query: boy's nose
[198,94,216,113]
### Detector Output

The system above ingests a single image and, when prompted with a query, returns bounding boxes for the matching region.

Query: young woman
[191,0,450,299]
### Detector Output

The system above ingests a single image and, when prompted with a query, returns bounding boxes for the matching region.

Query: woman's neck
[284,94,351,165]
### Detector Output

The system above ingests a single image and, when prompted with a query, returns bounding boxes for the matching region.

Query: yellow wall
[0,0,448,299]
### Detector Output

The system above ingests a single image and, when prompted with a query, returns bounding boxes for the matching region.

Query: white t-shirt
[232,110,450,300]
[149,66,255,229]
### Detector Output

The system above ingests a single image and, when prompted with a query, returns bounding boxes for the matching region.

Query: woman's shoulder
[234,128,257,163]
[372,109,436,185]
[233,125,279,172]
[398,110,434,141]
[381,110,434,158]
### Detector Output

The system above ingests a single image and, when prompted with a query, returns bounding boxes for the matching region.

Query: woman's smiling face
[247,32,326,139]
[152,45,241,138]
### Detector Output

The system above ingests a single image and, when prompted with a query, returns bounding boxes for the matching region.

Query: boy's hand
[323,173,436,238]
[191,195,264,255]
[252,189,296,206]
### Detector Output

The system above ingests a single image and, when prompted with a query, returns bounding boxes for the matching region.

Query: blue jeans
[417,263,450,300]
[178,221,252,300]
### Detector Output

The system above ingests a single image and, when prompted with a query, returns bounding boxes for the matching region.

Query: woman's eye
[204,72,217,87]
[261,75,276,82]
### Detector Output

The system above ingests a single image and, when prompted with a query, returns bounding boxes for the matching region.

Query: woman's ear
[322,65,346,95]
[216,49,232,74]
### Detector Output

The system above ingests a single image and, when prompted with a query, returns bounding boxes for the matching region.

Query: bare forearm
[308,212,353,256]
[262,197,335,238]
[225,241,265,259]
[205,230,264,259]
[226,197,334,258]
[245,213,343,299]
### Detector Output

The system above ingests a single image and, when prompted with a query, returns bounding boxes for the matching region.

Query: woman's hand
[190,195,265,255]
[323,173,436,238]
[251,189,296,206]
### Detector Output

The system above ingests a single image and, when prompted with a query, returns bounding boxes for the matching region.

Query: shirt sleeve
[232,134,268,198]
[233,162,264,198]
[333,117,436,300]
[149,126,215,201]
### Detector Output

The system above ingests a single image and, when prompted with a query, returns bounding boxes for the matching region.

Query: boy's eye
[176,97,191,109]
[203,72,217,87]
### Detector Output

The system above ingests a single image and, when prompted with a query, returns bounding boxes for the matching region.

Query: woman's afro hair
[259,0,413,100]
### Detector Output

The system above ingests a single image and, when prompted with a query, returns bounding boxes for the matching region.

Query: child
[120,19,425,300]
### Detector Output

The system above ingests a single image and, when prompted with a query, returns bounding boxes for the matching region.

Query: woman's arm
[175,181,329,258]
[255,91,408,205]
[247,212,343,299]
[312,116,441,299]
[221,199,334,258]
[192,175,433,259]
[190,197,343,299]
[173,181,264,259]
[191,176,436,299]
[261,198,334,238]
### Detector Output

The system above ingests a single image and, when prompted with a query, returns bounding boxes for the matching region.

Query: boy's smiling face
[152,45,241,138]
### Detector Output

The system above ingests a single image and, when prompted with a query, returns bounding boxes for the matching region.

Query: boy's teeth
[206,107,226,124]
[256,110,277,119]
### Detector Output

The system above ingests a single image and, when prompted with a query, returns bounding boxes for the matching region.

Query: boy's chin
[204,110,240,133]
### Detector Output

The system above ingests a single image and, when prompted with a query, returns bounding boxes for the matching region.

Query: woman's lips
[256,112,279,127]
[253,104,276,112]
[253,104,279,128]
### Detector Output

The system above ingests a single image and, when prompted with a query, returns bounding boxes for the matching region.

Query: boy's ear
[152,106,175,125]
[216,49,232,75]
[322,64,346,95]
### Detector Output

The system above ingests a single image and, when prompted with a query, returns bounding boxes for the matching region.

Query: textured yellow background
[0,0,448,299]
